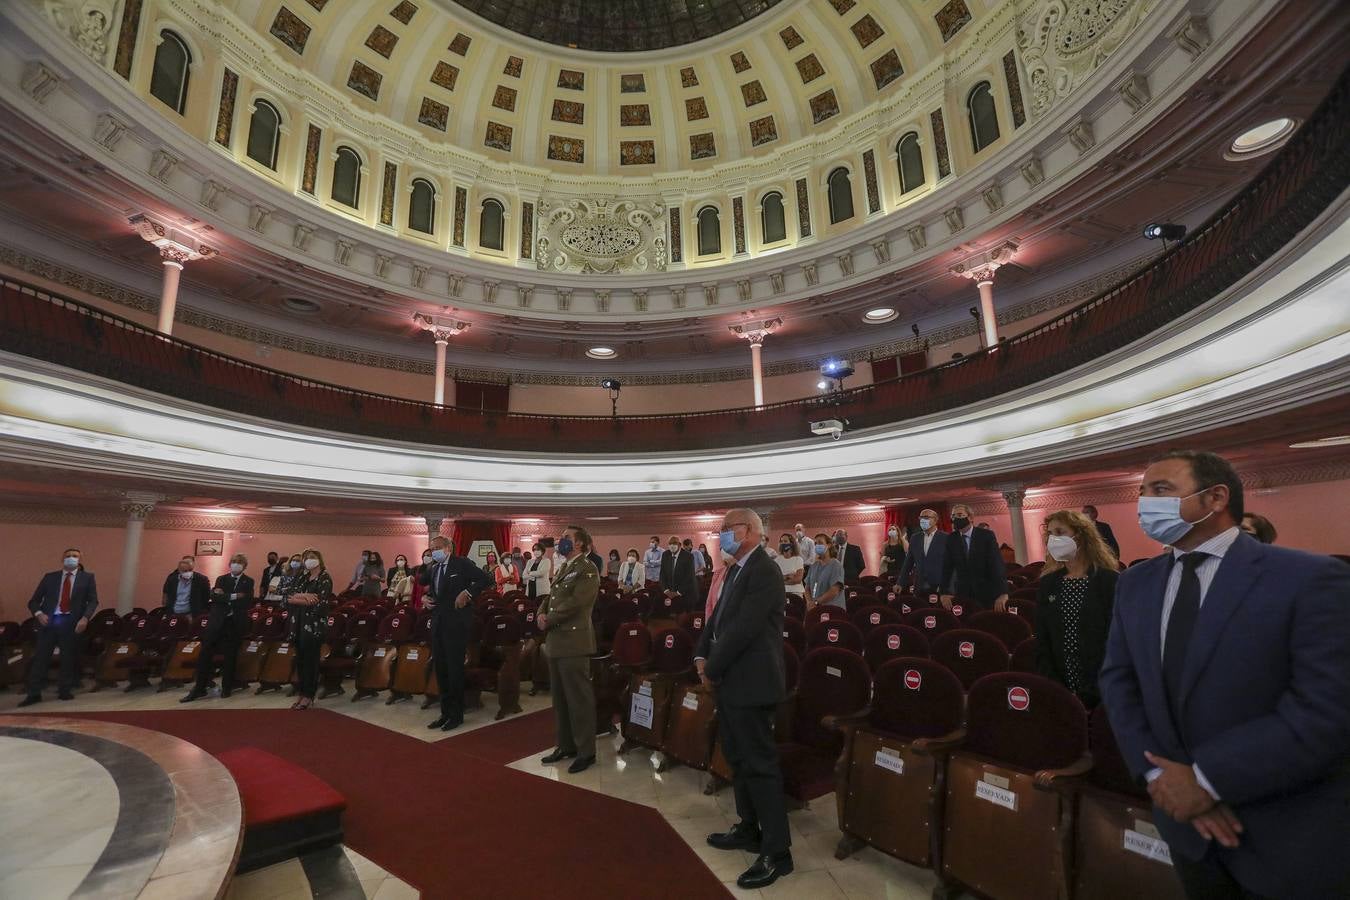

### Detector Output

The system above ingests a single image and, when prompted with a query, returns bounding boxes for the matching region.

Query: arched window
[968,81,1000,153]
[245,100,281,170]
[331,147,362,209]
[696,206,721,256]
[827,167,854,224]
[409,179,436,234]
[897,132,924,194]
[149,30,191,115]
[760,192,786,244]
[479,198,505,251]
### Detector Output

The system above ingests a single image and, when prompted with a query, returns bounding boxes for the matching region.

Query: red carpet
[67,710,730,900]
[435,708,558,763]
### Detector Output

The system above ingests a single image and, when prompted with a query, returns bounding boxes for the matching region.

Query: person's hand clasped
[1145,752,1216,822]
[994,594,1009,612]
[36,612,49,627]
[536,613,548,630]
[455,591,471,609]
[75,617,88,634]
[696,658,712,688]
[1190,802,1243,848]
[939,594,954,610]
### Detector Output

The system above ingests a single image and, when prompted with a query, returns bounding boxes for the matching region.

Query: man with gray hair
[696,508,793,889]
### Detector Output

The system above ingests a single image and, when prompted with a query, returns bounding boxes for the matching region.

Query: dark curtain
[898,349,929,374]
[454,380,510,412]
[450,520,512,557]
[871,355,899,382]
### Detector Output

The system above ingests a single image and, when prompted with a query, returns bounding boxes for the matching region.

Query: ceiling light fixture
[1227,117,1297,159]
[262,505,306,512]
[587,346,617,360]
[1289,435,1350,449]
[863,307,897,324]
[586,516,619,521]
[282,298,320,314]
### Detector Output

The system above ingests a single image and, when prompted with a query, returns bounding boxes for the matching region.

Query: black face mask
[779,543,792,554]
[951,516,970,531]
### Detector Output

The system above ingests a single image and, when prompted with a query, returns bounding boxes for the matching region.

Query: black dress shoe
[707,822,762,852]
[540,748,577,764]
[179,690,206,704]
[18,695,40,708]
[440,719,463,732]
[219,690,232,699]
[736,852,793,889]
[428,717,449,729]
[567,755,596,774]
[58,691,75,701]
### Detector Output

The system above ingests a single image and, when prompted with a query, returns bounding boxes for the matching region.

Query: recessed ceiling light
[282,298,320,314]
[586,346,617,359]
[586,516,619,521]
[262,505,306,512]
[1289,435,1350,449]
[879,497,917,503]
[863,307,898,324]
[1226,118,1297,160]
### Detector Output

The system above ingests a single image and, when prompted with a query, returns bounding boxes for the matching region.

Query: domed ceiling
[450,0,789,52]
[245,0,938,176]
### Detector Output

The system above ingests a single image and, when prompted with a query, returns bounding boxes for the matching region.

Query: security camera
[810,419,845,441]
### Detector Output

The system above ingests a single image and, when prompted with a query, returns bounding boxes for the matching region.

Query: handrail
[2,68,1347,452]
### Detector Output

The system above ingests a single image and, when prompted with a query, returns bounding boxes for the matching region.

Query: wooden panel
[1075,792,1187,900]
[840,730,935,865]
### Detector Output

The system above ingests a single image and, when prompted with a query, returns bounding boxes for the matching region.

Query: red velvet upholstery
[610,622,652,667]
[806,619,864,655]
[867,657,964,740]
[217,747,346,826]
[963,672,1087,771]
[930,629,1010,690]
[965,610,1033,650]
[784,595,806,621]
[900,608,959,638]
[781,619,806,657]
[377,611,414,642]
[1009,638,1038,673]
[1004,597,1038,631]
[1087,704,1144,797]
[783,642,800,692]
[675,612,704,644]
[777,648,871,801]
[600,600,639,643]
[850,604,901,635]
[863,624,928,671]
[803,605,844,631]
[648,627,693,673]
[481,613,522,647]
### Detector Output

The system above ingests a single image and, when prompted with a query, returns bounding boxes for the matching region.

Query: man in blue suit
[22,548,99,706]
[895,507,948,597]
[1100,450,1350,899]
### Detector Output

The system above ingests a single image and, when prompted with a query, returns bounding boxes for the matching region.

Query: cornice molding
[0,505,429,535]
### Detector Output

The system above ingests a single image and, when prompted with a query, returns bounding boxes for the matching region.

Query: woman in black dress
[288,548,332,710]
[1034,510,1119,708]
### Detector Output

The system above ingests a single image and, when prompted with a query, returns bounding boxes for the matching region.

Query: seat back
[868,657,965,740]
[347,611,381,643]
[864,624,928,670]
[784,594,806,621]
[0,621,20,645]
[803,604,844,631]
[781,618,806,656]
[806,619,864,655]
[379,610,414,642]
[792,647,872,753]
[259,612,287,641]
[675,611,704,643]
[1088,704,1144,797]
[610,621,652,667]
[851,604,901,635]
[1003,596,1037,631]
[1008,637,1038,673]
[783,641,800,692]
[483,613,523,648]
[648,626,693,673]
[965,610,1033,650]
[930,628,1010,690]
[900,608,959,639]
[161,613,193,640]
[323,612,349,644]
[964,672,1087,770]
[601,599,640,642]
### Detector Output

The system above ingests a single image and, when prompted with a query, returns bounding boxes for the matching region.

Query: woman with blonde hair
[1034,510,1118,707]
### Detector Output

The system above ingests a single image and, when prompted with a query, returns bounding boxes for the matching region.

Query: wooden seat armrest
[822,708,873,734]
[1034,753,1094,792]
[911,727,967,757]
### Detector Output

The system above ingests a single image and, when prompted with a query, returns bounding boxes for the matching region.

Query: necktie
[59,573,72,614]
[1163,552,1207,717]
[712,564,741,633]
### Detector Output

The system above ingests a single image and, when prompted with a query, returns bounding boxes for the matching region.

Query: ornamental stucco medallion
[536,198,667,274]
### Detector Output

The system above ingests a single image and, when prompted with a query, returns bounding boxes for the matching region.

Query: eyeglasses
[720,521,751,531]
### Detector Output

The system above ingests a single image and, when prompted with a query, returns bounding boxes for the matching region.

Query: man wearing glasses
[695,508,793,889]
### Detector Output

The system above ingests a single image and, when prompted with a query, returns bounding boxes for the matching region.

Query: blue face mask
[556,536,574,556]
[1138,488,1215,545]
[431,548,448,563]
[718,528,740,555]
[814,543,827,556]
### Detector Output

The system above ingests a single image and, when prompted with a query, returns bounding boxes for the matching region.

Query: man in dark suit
[21,548,99,705]
[660,535,698,612]
[258,551,284,596]
[940,503,1008,611]
[833,530,865,583]
[182,552,255,702]
[1101,450,1350,899]
[1082,505,1121,559]
[424,535,491,731]
[696,509,792,889]
[162,556,211,619]
[896,508,949,596]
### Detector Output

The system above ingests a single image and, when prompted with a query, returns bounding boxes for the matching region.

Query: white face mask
[1138,489,1215,545]
[627,556,637,563]
[63,556,80,569]
[303,558,319,570]
[1046,535,1078,562]
[919,517,933,531]
[180,571,193,580]
[795,530,804,538]
[229,563,244,575]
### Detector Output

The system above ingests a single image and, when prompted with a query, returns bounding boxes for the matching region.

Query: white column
[977,278,998,348]
[1002,488,1028,565]
[433,339,448,406]
[749,341,765,408]
[157,255,184,335]
[115,494,161,614]
[423,511,448,539]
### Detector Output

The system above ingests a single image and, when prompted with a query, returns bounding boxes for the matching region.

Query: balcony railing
[2,70,1347,453]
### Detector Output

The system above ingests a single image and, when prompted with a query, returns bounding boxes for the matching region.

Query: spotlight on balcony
[600,378,622,392]
[1143,223,1187,241]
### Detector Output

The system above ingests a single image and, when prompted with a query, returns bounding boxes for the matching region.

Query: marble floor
[226,845,418,900]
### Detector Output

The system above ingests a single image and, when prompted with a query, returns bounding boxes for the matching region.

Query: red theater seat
[217,747,346,873]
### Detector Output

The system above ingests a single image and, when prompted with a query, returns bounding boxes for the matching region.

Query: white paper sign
[874,750,905,775]
[638,680,653,696]
[826,666,842,677]
[373,648,387,657]
[975,780,1017,811]
[405,649,419,661]
[1123,829,1173,864]
[275,646,289,655]
[246,642,260,651]
[11,652,26,664]
[630,692,654,729]
[184,642,199,652]
[681,693,700,711]
[115,646,130,655]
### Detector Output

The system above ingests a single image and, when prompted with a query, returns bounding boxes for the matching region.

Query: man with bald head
[695,508,793,889]
[896,507,949,597]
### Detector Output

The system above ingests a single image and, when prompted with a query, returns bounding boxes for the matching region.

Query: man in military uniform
[538,524,600,773]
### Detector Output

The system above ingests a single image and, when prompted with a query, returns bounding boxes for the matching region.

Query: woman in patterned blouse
[288,548,333,710]
[1034,510,1119,707]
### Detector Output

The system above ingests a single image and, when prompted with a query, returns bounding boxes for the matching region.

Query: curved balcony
[2,70,1347,455]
